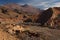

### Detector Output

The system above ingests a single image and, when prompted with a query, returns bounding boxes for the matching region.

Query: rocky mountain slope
[36,7,60,27]
[0,4,60,40]
[0,4,41,24]
[0,4,60,29]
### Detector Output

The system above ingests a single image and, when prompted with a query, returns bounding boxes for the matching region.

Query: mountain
[0,3,60,40]
[0,4,42,24]
[0,4,60,27]
[36,7,60,27]
[47,7,60,27]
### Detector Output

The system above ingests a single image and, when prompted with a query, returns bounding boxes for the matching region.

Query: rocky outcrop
[36,7,60,28]
[47,7,60,28]
[36,8,53,25]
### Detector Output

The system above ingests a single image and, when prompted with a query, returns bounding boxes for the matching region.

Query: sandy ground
[0,25,60,40]
[0,27,20,40]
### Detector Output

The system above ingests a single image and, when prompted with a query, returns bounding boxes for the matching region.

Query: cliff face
[47,7,60,27]
[36,7,60,27]
[36,8,53,25]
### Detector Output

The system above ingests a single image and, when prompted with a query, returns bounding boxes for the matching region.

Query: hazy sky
[0,0,60,9]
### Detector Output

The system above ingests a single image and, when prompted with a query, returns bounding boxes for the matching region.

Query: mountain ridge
[0,4,60,27]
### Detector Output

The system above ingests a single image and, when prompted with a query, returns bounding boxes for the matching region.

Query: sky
[0,0,60,9]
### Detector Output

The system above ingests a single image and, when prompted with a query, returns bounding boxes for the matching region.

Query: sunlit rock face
[47,7,60,27]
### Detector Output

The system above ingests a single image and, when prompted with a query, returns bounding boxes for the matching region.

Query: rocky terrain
[0,4,60,40]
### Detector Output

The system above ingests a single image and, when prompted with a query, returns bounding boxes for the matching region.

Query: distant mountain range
[0,4,60,26]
